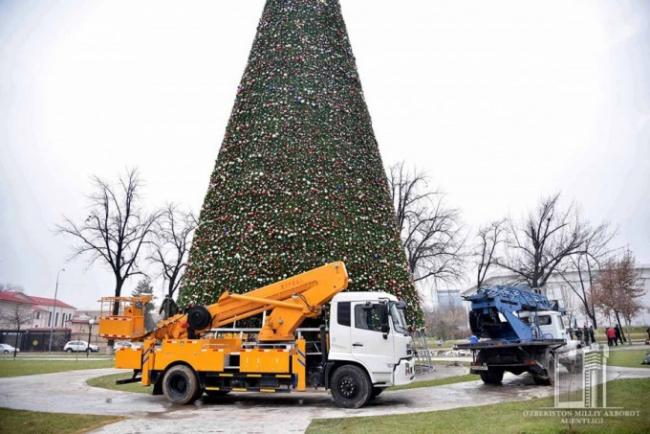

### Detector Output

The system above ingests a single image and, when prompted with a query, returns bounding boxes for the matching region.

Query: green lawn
[388,374,478,391]
[607,349,650,369]
[594,326,649,344]
[308,378,650,434]
[87,372,152,393]
[0,359,113,377]
[0,408,121,434]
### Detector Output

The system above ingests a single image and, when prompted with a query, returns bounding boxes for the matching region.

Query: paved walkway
[0,366,648,433]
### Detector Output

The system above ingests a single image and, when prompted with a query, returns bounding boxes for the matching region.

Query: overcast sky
[1,0,649,310]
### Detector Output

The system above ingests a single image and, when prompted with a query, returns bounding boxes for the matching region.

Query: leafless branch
[496,193,590,292]
[57,168,159,310]
[474,219,506,289]
[388,162,465,284]
[148,204,197,300]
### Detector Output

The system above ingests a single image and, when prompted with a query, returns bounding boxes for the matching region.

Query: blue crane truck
[455,286,581,385]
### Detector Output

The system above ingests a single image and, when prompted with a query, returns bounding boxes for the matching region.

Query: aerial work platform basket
[98,296,151,340]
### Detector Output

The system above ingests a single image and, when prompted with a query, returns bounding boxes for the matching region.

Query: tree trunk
[108,279,125,348]
[13,326,20,359]
[614,311,627,343]
[112,279,124,316]
[586,260,598,328]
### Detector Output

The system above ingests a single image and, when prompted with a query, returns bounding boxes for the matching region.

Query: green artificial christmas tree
[180,0,422,325]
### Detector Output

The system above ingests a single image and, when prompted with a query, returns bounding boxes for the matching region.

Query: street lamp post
[48,268,65,352]
[86,319,95,358]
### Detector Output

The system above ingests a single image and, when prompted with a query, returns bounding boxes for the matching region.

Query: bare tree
[424,304,469,340]
[474,219,506,289]
[497,194,590,291]
[593,250,645,341]
[0,303,32,358]
[557,223,616,328]
[388,162,465,284]
[148,204,196,318]
[58,169,159,315]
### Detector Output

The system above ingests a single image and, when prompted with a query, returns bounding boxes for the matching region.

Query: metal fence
[0,329,71,351]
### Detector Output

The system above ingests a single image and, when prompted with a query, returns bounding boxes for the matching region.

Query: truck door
[350,301,396,385]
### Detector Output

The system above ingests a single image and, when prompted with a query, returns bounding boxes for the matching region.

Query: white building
[461,265,650,326]
[0,290,76,329]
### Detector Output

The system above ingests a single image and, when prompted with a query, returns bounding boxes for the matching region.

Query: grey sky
[1,0,649,309]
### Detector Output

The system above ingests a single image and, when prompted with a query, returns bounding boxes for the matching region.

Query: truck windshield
[389,302,408,334]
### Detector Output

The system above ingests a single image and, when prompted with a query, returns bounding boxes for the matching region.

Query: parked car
[0,343,19,354]
[63,340,99,353]
[113,341,133,350]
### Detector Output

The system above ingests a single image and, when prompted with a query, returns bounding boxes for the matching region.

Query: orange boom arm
[100,261,349,342]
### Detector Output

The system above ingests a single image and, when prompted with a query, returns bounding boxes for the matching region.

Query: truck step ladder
[412,328,434,372]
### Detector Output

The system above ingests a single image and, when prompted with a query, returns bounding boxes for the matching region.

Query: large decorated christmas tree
[179,0,422,324]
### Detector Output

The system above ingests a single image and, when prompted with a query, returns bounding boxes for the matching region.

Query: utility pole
[48,268,65,352]
[86,318,95,358]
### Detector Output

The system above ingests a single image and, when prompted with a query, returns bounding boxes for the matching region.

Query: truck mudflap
[393,357,415,386]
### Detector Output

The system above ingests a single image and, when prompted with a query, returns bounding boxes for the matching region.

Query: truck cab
[327,292,415,399]
[518,310,566,341]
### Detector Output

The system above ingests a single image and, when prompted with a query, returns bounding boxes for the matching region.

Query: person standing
[576,327,583,343]
[583,324,591,346]
[615,324,624,345]
[606,327,616,347]
[589,326,596,345]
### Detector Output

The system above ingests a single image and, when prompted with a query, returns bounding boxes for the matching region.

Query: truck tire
[480,368,504,385]
[330,365,372,408]
[162,365,200,405]
[546,353,556,386]
[533,352,556,386]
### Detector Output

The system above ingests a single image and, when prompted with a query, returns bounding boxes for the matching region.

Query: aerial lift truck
[99,262,415,408]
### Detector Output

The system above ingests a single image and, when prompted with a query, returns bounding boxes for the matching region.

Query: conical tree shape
[180,0,422,324]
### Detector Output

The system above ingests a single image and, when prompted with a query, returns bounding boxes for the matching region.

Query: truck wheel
[532,375,548,385]
[330,365,372,408]
[480,368,504,385]
[162,365,200,405]
[546,353,556,386]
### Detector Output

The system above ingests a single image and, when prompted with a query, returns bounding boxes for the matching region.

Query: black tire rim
[338,375,358,399]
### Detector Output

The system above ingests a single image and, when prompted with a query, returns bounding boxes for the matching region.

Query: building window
[48,312,52,327]
[36,312,40,319]
[55,312,59,327]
